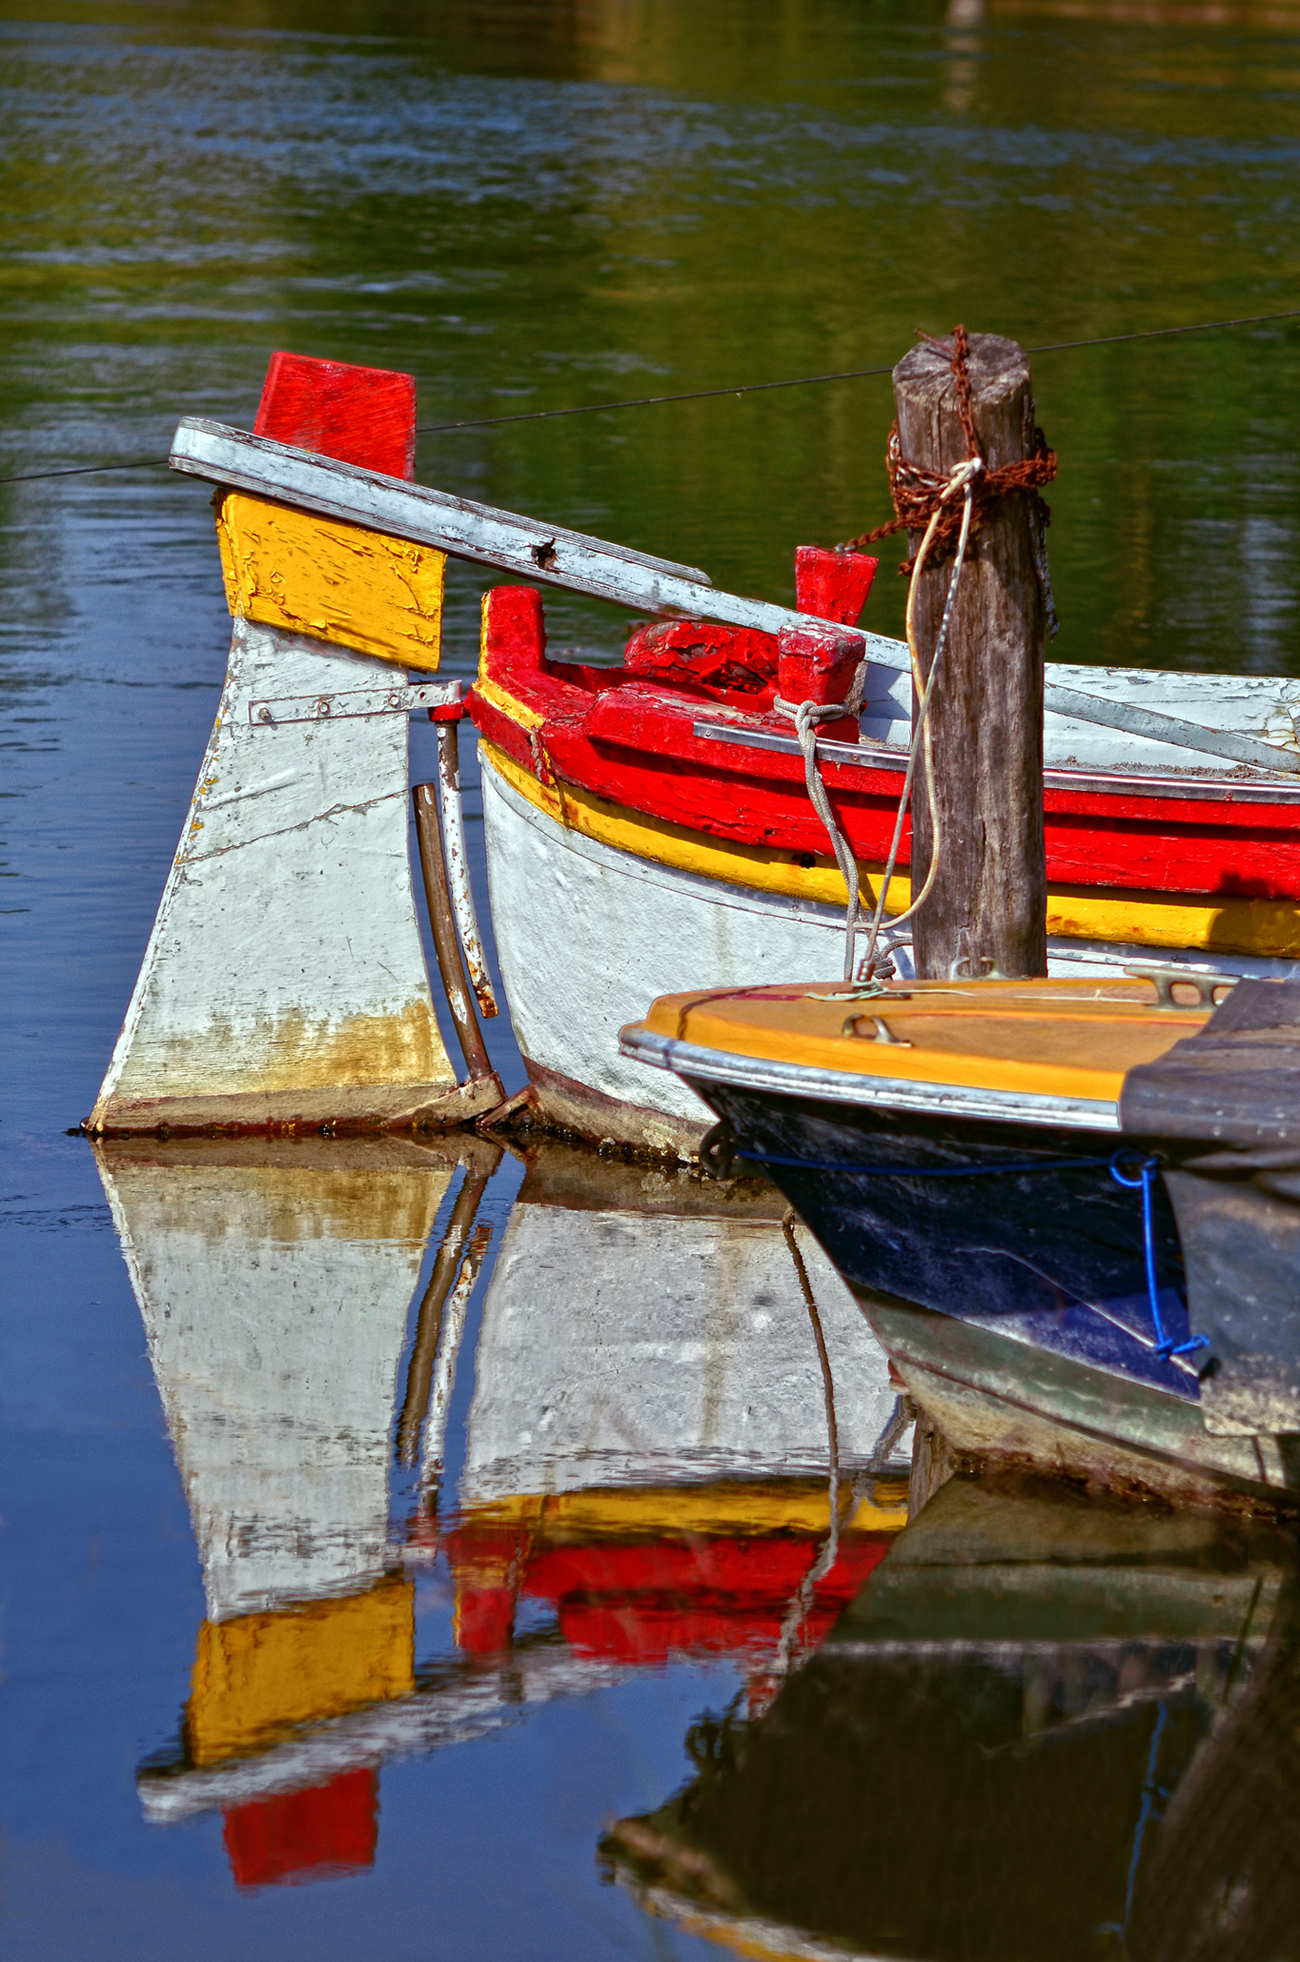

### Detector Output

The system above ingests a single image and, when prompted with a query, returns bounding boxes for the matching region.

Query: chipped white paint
[865,659,1300,774]
[90,618,456,1125]
[461,1195,905,1506]
[96,1146,449,1619]
[482,751,1298,1151]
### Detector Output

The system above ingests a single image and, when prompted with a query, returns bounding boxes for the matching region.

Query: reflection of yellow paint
[459,1477,910,1540]
[216,492,444,670]
[481,742,1300,958]
[189,1575,415,1765]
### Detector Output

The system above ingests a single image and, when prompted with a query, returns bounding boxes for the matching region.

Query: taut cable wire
[3,306,1297,487]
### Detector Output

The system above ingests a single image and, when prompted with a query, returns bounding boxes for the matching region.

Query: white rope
[773,1211,843,1677]
[770,683,868,982]
[855,457,981,983]
[774,455,980,984]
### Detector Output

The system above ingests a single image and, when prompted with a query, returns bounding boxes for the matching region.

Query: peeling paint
[91,616,456,1131]
[216,491,444,671]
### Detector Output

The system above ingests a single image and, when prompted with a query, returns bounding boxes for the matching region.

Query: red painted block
[223,1767,378,1889]
[794,545,878,626]
[254,351,417,480]
[777,625,863,744]
[482,585,549,675]
[623,619,778,698]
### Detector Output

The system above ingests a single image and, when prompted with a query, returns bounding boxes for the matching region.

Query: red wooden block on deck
[777,625,864,744]
[794,545,878,627]
[254,351,417,480]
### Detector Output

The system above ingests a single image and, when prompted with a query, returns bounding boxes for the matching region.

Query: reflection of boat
[621,974,1300,1510]
[110,1136,909,1883]
[99,1135,474,1887]
[603,1471,1298,1962]
[442,1143,912,1663]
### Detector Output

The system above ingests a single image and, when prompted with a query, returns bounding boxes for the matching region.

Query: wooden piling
[894,332,1049,980]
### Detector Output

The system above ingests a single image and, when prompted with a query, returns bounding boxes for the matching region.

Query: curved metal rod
[435,717,499,1018]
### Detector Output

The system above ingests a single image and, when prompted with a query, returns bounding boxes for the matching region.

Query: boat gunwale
[618,1027,1123,1130]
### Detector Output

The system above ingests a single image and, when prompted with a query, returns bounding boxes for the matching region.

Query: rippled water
[4,0,1300,1952]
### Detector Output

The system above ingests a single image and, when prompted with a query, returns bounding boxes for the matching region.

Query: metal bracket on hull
[249,678,462,727]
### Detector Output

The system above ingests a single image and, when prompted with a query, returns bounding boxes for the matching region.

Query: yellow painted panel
[474,677,547,733]
[458,1478,909,1540]
[188,1573,415,1765]
[481,742,1300,958]
[216,492,444,671]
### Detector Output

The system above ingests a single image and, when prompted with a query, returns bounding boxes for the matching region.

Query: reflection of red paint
[444,1527,892,1661]
[456,1584,516,1655]
[224,1767,378,1889]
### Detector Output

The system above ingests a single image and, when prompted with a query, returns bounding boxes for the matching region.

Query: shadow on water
[603,1470,1300,1962]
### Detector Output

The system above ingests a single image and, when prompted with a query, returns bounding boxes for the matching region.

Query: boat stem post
[894,332,1049,980]
[412,781,503,1095]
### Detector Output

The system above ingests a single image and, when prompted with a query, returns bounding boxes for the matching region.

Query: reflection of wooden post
[895,333,1048,981]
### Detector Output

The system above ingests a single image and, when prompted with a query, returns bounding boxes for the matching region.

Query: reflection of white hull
[97,1139,451,1619]
[482,752,1293,1158]
[461,1149,908,1508]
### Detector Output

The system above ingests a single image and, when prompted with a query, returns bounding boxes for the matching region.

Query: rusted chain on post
[842,323,1059,633]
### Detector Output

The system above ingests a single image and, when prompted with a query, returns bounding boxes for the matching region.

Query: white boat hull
[481,747,1294,1156]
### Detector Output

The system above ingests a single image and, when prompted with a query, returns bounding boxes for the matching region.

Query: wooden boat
[92,348,1300,1162]
[621,971,1300,1511]
[470,572,1300,1157]
[603,1469,1296,1962]
[112,1134,907,1875]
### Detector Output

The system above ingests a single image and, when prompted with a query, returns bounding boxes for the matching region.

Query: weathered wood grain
[216,491,445,670]
[898,333,1048,979]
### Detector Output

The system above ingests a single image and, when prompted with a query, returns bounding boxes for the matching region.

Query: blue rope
[1100,1700,1170,1943]
[739,1142,1211,1364]
[1108,1151,1208,1361]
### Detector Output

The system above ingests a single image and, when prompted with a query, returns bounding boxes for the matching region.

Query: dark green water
[3,2,1300,1955]
[4,0,1300,668]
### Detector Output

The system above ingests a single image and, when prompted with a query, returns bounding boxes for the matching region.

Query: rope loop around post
[839,322,1059,574]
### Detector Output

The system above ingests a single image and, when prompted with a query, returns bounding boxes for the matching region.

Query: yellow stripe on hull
[216,491,444,670]
[481,740,1300,959]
